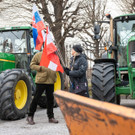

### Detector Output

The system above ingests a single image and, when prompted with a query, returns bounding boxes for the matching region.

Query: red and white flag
[40,26,64,73]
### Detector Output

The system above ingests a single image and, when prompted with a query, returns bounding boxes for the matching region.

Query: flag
[40,26,64,73]
[32,4,45,50]
[45,27,57,55]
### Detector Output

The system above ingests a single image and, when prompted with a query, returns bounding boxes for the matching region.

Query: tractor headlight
[131,52,135,62]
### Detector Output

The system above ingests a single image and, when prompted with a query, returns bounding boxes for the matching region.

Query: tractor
[91,14,135,104]
[0,26,64,120]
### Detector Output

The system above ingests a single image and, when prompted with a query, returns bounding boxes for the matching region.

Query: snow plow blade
[54,90,135,135]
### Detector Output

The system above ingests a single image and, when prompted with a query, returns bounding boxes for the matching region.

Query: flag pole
[56,48,66,67]
[46,26,66,67]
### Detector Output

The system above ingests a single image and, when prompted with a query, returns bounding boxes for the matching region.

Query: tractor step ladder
[54,90,135,135]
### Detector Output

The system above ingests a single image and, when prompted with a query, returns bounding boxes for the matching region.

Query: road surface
[0,99,135,135]
[0,107,69,135]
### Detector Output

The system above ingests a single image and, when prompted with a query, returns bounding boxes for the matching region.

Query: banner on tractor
[32,4,45,50]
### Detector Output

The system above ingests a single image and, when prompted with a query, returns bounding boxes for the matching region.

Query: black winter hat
[73,44,83,53]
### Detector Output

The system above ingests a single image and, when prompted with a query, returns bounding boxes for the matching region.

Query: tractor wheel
[91,62,115,103]
[38,72,64,108]
[0,69,32,120]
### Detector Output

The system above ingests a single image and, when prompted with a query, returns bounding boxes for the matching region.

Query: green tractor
[0,26,64,120]
[91,14,135,104]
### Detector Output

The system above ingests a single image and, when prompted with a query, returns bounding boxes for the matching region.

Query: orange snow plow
[54,90,135,135]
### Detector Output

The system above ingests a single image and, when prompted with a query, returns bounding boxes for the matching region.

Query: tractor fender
[94,58,116,64]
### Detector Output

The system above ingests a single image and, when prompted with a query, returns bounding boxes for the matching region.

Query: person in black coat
[64,44,89,97]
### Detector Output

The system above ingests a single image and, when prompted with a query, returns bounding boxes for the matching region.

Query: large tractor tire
[38,72,64,108]
[91,62,115,103]
[0,69,32,120]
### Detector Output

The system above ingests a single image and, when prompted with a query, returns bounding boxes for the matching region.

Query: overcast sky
[0,0,123,27]
[0,0,124,46]
[65,0,123,45]
[106,0,123,18]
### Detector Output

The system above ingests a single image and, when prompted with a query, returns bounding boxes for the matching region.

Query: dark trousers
[76,90,89,97]
[28,84,54,119]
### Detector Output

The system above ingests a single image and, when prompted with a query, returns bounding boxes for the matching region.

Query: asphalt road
[120,99,135,109]
[0,99,135,135]
[0,107,69,135]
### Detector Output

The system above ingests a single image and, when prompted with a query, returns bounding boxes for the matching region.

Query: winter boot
[26,116,35,125]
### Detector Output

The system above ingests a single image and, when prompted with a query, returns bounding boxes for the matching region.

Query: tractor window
[30,38,39,55]
[116,20,135,67]
[0,30,27,53]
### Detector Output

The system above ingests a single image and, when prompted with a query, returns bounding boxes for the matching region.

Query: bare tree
[0,0,32,26]
[26,0,89,60]
[0,0,89,61]
[79,0,109,59]
[114,0,135,13]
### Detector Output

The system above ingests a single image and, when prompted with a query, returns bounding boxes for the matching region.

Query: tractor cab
[115,15,135,68]
[114,15,135,98]
[0,30,27,53]
[92,14,135,104]
[0,26,35,71]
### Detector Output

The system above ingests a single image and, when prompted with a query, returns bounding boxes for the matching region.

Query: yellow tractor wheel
[14,80,28,109]
[0,69,32,120]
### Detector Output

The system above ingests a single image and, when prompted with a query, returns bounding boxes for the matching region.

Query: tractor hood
[0,53,15,71]
[114,14,135,22]
[0,53,15,62]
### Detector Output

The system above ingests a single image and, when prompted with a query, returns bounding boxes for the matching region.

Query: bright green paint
[114,13,135,19]
[0,53,15,72]
[107,14,135,98]
[0,26,32,31]
[115,33,135,98]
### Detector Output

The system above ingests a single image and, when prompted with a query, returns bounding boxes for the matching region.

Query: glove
[63,67,70,75]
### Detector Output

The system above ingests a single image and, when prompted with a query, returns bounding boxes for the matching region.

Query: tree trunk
[95,40,100,58]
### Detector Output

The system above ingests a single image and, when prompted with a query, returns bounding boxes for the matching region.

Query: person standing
[64,44,89,97]
[26,51,58,125]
